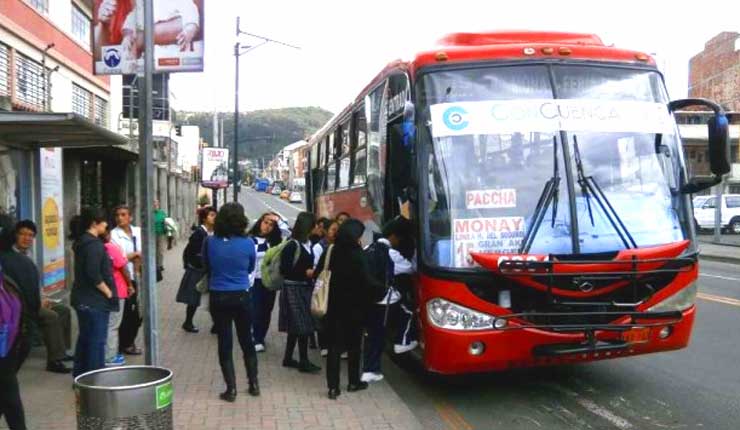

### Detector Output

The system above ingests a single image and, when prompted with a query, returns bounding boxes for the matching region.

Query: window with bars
[27,0,49,13]
[94,96,108,126]
[15,54,46,110]
[0,44,9,97]
[71,5,91,50]
[72,84,92,119]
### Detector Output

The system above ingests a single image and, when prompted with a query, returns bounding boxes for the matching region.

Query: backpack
[364,240,395,303]
[0,275,23,358]
[261,239,301,291]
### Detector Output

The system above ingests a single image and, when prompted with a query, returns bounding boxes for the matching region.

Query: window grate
[72,84,92,119]
[0,43,9,97]
[27,0,48,14]
[15,53,46,110]
[94,96,108,127]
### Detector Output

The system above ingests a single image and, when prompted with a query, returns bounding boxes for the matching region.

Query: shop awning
[0,112,130,148]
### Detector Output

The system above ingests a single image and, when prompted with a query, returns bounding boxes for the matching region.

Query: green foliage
[178,107,333,161]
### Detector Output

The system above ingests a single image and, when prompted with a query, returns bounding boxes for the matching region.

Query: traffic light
[175,125,182,136]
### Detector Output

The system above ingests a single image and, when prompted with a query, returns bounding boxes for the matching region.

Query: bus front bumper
[421,305,695,375]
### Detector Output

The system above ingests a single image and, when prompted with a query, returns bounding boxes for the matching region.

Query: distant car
[280,190,290,200]
[289,191,303,203]
[266,185,273,194]
[693,194,740,233]
[271,187,282,196]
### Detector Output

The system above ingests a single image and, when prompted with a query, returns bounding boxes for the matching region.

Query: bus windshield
[418,65,689,269]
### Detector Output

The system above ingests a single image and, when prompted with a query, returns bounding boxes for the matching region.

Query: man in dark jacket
[0,220,72,374]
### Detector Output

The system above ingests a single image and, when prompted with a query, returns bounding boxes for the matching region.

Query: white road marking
[546,384,634,430]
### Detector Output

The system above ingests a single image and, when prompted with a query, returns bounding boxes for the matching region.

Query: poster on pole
[93,0,205,75]
[201,147,229,189]
[39,148,65,293]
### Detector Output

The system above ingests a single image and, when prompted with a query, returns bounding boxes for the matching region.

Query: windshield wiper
[519,136,560,253]
[572,136,637,249]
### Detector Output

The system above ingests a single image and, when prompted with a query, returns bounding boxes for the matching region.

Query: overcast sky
[169,0,740,115]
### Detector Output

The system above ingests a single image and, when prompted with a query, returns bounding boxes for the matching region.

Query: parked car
[280,190,290,200]
[693,194,740,233]
[271,186,282,196]
[289,191,303,203]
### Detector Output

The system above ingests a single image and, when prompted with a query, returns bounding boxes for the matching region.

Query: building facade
[689,31,740,111]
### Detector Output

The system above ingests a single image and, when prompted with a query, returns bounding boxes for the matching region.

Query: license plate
[622,327,650,343]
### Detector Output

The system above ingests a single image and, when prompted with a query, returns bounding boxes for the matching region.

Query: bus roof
[308,31,656,145]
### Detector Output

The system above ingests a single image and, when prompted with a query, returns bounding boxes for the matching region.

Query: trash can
[74,366,174,430]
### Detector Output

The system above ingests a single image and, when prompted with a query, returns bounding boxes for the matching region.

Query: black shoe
[347,382,369,392]
[298,361,322,374]
[62,354,74,362]
[219,388,237,402]
[282,358,300,369]
[182,323,199,333]
[248,382,260,397]
[328,388,341,400]
[47,360,72,374]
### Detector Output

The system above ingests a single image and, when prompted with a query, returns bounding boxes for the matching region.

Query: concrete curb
[699,254,740,265]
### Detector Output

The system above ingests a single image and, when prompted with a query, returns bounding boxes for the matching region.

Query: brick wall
[688,32,740,111]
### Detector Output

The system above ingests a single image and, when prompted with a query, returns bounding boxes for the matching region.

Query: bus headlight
[647,282,697,312]
[427,298,498,330]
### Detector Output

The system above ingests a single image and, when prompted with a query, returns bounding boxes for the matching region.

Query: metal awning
[0,112,130,148]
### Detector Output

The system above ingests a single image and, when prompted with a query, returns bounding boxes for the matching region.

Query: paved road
[240,190,740,430]
[239,188,305,226]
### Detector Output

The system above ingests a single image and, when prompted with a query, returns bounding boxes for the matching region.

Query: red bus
[305,31,730,374]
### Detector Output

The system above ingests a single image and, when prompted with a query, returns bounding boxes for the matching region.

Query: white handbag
[310,245,334,318]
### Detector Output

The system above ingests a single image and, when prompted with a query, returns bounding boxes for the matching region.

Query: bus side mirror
[707,113,731,176]
[668,98,731,194]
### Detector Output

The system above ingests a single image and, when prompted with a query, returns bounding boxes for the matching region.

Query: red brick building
[688,32,740,111]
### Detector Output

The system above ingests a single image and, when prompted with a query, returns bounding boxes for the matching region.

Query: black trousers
[119,289,142,351]
[326,322,363,390]
[209,290,258,388]
[0,348,27,430]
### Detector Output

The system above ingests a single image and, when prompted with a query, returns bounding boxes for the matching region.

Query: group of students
[176,204,418,401]
[0,205,146,430]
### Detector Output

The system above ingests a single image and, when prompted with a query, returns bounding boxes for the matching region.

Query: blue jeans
[250,279,276,345]
[73,305,110,378]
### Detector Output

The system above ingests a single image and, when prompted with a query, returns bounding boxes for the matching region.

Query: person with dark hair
[278,211,321,374]
[176,206,216,333]
[203,203,259,402]
[70,207,117,377]
[335,212,351,225]
[111,205,143,356]
[0,221,73,374]
[248,213,282,352]
[362,217,416,383]
[317,218,383,399]
[0,264,31,430]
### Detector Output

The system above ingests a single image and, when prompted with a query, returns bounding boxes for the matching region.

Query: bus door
[384,73,413,222]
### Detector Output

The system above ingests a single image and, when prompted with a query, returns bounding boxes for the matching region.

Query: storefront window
[0,146,26,246]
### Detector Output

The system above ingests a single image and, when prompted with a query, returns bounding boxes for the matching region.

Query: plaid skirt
[278,280,315,335]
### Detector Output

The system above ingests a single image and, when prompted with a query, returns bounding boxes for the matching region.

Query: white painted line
[547,384,634,430]
[574,398,634,429]
[699,273,740,282]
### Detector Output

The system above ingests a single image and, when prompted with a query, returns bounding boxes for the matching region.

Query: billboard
[201,147,229,189]
[93,0,205,75]
[39,148,65,293]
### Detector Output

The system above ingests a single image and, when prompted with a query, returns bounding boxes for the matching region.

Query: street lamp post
[232,17,299,202]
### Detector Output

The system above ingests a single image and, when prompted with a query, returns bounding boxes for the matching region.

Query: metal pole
[713,182,723,243]
[233,16,240,203]
[167,126,172,214]
[138,0,159,366]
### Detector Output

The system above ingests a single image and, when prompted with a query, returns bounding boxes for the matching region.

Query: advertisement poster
[453,216,525,268]
[93,0,205,75]
[40,148,65,293]
[201,147,229,189]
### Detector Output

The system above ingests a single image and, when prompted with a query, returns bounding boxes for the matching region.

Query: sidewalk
[4,244,423,430]
[699,241,740,264]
